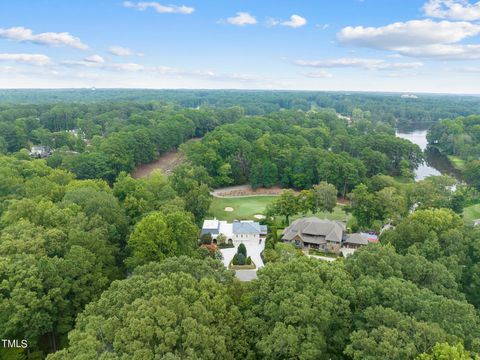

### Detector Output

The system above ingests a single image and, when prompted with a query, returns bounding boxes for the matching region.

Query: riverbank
[396,127,463,181]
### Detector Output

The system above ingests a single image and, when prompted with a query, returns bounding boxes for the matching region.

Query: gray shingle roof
[233,221,261,235]
[344,233,369,245]
[282,217,345,244]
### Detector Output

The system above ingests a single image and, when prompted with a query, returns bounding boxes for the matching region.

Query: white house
[29,145,52,158]
[201,219,267,246]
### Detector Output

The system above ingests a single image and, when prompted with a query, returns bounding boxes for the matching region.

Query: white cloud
[304,70,333,78]
[281,14,307,28]
[108,45,143,56]
[0,53,52,65]
[461,66,480,72]
[108,63,144,71]
[315,24,330,30]
[393,43,480,59]
[62,57,143,72]
[84,55,105,63]
[123,1,194,14]
[337,19,480,59]
[266,14,307,28]
[295,57,423,70]
[423,0,480,21]
[0,26,88,50]
[338,20,480,48]
[226,12,257,26]
[266,18,280,27]
[153,66,262,82]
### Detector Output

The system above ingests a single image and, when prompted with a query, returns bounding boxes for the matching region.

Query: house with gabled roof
[282,217,346,252]
[201,219,267,246]
[282,217,375,253]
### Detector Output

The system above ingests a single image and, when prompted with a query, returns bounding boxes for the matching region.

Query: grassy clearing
[209,195,351,226]
[448,155,466,171]
[463,203,480,224]
[209,196,277,221]
[291,205,351,223]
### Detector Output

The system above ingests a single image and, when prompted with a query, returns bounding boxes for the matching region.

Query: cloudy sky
[1,0,480,93]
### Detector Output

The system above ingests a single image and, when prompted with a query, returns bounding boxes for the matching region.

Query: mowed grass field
[209,195,351,224]
[447,155,466,171]
[209,196,277,221]
[291,205,351,223]
[463,203,480,225]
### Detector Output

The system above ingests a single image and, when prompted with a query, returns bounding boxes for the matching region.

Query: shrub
[236,253,246,265]
[246,256,252,265]
[232,254,239,265]
[214,251,223,261]
[200,233,212,244]
[238,243,247,257]
[218,243,235,249]
[216,233,227,245]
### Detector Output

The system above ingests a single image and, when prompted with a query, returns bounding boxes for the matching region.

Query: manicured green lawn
[463,203,480,225]
[291,205,351,223]
[209,196,277,221]
[274,205,352,228]
[448,155,466,171]
[209,195,352,225]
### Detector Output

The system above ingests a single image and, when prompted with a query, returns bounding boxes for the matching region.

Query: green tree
[238,243,247,257]
[417,343,475,360]
[126,211,198,269]
[266,190,299,225]
[46,258,242,360]
[464,160,480,191]
[311,181,337,213]
[244,258,354,359]
[347,184,381,228]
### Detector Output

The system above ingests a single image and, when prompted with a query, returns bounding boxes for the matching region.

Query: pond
[395,125,460,181]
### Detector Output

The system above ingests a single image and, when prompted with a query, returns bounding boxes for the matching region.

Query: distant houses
[201,219,267,246]
[281,217,377,253]
[29,145,52,158]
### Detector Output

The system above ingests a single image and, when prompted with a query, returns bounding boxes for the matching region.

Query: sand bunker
[224,207,234,212]
[254,214,266,219]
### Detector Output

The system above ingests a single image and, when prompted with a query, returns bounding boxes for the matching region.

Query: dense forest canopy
[1,90,480,359]
[1,89,480,125]
[182,109,423,192]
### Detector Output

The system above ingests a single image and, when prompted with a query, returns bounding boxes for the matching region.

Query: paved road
[235,270,259,281]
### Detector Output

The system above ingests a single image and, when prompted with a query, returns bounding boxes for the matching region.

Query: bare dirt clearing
[132,149,184,178]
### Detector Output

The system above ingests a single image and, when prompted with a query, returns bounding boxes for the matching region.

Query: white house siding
[233,233,260,246]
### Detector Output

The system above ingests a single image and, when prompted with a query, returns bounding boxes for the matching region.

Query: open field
[464,204,480,225]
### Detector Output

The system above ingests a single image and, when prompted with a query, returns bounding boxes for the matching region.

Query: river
[396,125,460,181]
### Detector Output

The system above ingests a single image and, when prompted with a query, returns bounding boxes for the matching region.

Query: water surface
[395,124,461,181]
[396,128,441,181]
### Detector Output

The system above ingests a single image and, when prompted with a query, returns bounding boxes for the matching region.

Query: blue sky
[1,0,480,93]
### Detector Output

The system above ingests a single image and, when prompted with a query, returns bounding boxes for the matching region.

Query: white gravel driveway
[220,241,265,281]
